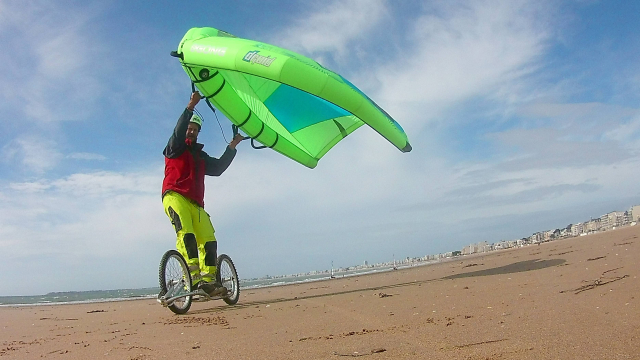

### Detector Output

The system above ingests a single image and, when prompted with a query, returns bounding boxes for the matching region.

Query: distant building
[494,240,516,250]
[571,222,583,236]
[631,205,640,223]
[529,232,544,243]
[601,211,626,230]
[461,241,491,255]
[544,230,554,241]
[585,218,601,233]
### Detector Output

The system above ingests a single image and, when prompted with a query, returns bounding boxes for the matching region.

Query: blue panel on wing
[263,83,350,133]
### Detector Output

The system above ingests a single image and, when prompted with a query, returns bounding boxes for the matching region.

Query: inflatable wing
[172,27,411,169]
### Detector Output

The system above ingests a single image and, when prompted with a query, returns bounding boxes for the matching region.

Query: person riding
[162,91,244,296]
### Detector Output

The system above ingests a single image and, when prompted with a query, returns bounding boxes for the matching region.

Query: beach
[1,226,638,360]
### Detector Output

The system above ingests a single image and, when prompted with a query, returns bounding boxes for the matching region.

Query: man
[162,91,244,296]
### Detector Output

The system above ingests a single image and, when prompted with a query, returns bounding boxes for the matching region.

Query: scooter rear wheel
[217,254,240,305]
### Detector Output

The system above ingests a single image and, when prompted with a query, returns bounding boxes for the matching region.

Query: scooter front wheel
[159,250,193,314]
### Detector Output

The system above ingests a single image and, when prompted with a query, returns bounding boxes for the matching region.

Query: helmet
[190,114,203,130]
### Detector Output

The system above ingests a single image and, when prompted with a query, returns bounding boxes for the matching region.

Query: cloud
[0,167,168,294]
[517,102,639,135]
[488,127,633,170]
[603,112,640,147]
[10,170,159,196]
[8,181,51,192]
[0,1,118,179]
[270,0,387,64]
[1,136,63,173]
[67,152,107,161]
[371,1,553,128]
[0,2,107,125]
[468,101,640,174]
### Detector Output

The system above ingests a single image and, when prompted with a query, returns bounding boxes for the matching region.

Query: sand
[1,225,639,359]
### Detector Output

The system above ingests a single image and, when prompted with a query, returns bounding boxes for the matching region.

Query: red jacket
[162,108,236,207]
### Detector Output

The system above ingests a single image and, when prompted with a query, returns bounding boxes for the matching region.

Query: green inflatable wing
[172,27,411,169]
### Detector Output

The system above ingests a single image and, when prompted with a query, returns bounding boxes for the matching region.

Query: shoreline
[0,256,435,307]
[0,260,426,307]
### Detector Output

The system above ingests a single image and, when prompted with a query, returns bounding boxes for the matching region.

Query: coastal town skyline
[255,204,640,282]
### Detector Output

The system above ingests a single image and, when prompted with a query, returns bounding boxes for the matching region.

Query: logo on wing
[190,45,227,56]
[242,51,276,67]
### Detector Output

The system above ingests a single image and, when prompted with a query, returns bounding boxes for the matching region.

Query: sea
[0,264,403,307]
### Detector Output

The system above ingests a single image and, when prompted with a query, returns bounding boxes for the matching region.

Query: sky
[1,0,640,296]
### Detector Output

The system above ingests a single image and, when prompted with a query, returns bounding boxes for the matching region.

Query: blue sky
[2,0,640,296]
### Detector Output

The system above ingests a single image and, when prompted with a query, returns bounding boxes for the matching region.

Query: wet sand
[1,225,638,359]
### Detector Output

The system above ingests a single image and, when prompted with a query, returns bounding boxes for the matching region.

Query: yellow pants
[162,191,217,284]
